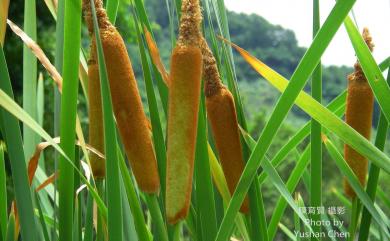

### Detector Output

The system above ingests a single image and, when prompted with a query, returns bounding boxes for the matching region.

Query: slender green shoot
[310,0,322,239]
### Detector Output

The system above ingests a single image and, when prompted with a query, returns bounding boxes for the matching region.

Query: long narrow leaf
[0,146,6,241]
[0,44,37,241]
[90,1,123,240]
[310,1,322,239]
[344,17,390,122]
[57,0,81,239]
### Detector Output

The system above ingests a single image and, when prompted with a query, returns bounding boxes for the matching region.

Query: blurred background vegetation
[3,0,389,238]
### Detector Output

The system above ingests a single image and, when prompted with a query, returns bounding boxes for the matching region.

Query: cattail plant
[201,38,249,213]
[165,0,203,224]
[83,0,160,192]
[344,28,374,198]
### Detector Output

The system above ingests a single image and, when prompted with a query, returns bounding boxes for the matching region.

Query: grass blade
[105,0,119,24]
[5,214,14,241]
[22,0,38,162]
[253,91,346,185]
[83,189,94,241]
[279,223,297,241]
[195,101,218,241]
[120,179,138,241]
[207,145,250,241]
[0,145,6,241]
[228,42,390,174]
[54,3,65,233]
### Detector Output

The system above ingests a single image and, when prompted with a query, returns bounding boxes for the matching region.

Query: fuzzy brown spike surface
[83,0,160,192]
[166,0,203,224]
[201,38,250,213]
[344,27,374,198]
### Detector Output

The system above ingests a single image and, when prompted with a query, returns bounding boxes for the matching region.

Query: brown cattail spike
[201,38,249,213]
[166,0,202,224]
[83,0,160,192]
[177,0,202,46]
[344,27,374,198]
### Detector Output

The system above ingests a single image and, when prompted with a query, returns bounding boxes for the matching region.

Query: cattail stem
[201,38,249,213]
[344,28,374,199]
[83,0,160,192]
[166,0,202,224]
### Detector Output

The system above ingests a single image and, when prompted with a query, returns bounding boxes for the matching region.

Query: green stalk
[90,1,123,239]
[35,194,50,241]
[0,145,6,241]
[58,0,81,240]
[195,99,218,241]
[310,0,322,240]
[358,70,390,241]
[5,214,14,241]
[53,0,65,238]
[96,180,105,241]
[256,186,269,241]
[144,194,169,241]
[22,0,38,161]
[73,148,82,241]
[267,147,311,240]
[83,189,94,241]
